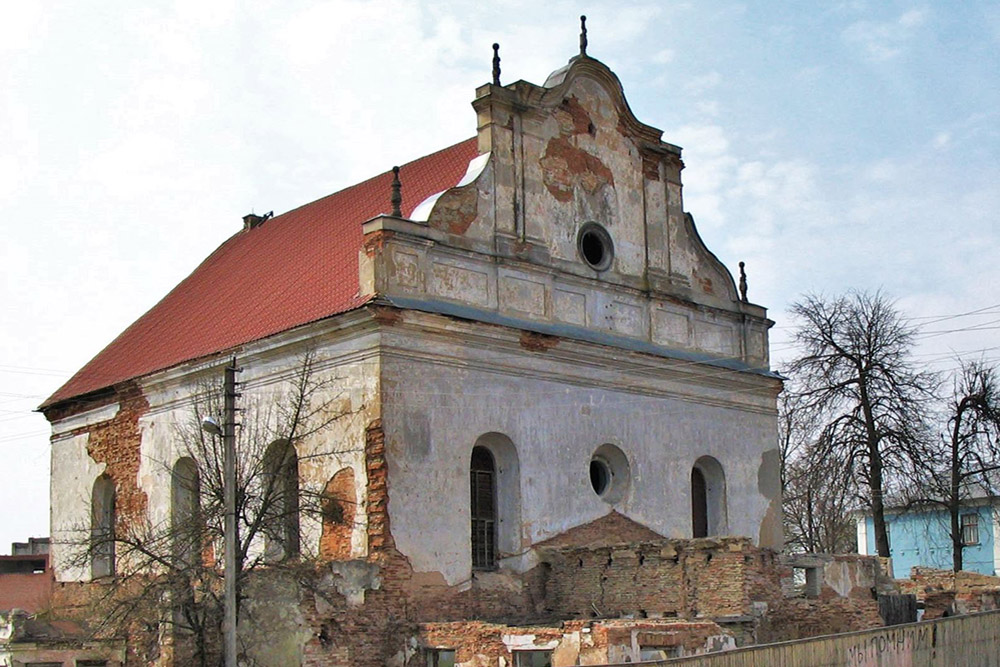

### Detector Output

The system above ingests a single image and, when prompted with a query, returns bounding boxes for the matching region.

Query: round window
[589,444,630,504]
[577,222,614,272]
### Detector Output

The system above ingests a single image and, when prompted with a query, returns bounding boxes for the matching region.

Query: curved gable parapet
[680,212,740,305]
[540,55,670,150]
[413,152,492,234]
[363,51,772,371]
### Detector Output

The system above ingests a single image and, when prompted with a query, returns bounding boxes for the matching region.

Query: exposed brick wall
[319,467,355,561]
[0,571,52,614]
[41,408,896,665]
[758,597,883,642]
[416,618,735,665]
[900,567,1000,618]
[536,511,665,549]
[49,577,164,666]
[68,383,150,533]
[541,538,766,620]
[364,419,392,556]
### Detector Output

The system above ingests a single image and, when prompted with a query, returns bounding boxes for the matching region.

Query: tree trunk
[951,503,963,572]
[951,402,967,572]
[860,377,891,557]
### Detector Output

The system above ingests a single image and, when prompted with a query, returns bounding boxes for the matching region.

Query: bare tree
[785,291,937,558]
[904,359,1000,571]
[74,351,359,666]
[780,391,857,554]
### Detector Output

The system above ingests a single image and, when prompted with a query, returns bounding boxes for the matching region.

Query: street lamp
[201,416,222,437]
[201,360,239,667]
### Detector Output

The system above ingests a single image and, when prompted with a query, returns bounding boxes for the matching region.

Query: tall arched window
[171,457,201,567]
[691,456,728,538]
[263,440,300,560]
[691,467,708,538]
[91,474,116,578]
[470,446,497,570]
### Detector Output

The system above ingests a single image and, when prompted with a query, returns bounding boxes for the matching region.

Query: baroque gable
[362,54,772,371]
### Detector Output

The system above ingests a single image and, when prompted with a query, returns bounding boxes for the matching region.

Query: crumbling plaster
[48,319,384,582]
[49,429,108,582]
[361,61,772,378]
[362,54,782,589]
[379,311,781,586]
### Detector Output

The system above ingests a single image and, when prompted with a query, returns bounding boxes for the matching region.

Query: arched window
[691,456,728,538]
[91,474,116,578]
[171,457,201,567]
[263,440,300,560]
[470,446,497,570]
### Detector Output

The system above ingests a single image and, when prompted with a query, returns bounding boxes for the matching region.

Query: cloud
[842,8,928,62]
[932,132,952,149]
[651,48,674,65]
[683,71,722,96]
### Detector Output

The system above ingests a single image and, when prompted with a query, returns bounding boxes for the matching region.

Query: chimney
[242,211,272,230]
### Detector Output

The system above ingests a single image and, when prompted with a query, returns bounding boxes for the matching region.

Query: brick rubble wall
[541,538,766,620]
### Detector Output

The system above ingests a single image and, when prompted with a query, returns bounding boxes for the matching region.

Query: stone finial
[492,43,501,86]
[580,15,588,56]
[390,166,402,217]
[739,261,748,302]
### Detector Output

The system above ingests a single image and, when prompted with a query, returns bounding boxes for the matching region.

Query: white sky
[2,1,998,550]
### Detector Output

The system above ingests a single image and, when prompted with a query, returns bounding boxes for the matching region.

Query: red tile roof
[44,138,479,409]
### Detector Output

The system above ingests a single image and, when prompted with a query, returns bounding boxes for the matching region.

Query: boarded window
[91,475,116,578]
[470,446,497,570]
[263,440,300,560]
[171,457,201,567]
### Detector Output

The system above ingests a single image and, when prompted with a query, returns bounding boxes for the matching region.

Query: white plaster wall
[49,321,381,582]
[137,336,379,564]
[50,431,107,582]
[380,328,780,586]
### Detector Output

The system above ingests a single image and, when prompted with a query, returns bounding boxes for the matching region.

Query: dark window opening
[514,651,553,667]
[590,458,611,495]
[425,649,456,667]
[471,446,497,570]
[581,231,605,266]
[691,467,707,538]
[577,223,613,271]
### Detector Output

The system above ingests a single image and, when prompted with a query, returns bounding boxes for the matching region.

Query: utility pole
[223,357,240,667]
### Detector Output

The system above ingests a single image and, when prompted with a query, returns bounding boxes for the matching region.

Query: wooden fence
[602,610,1000,667]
